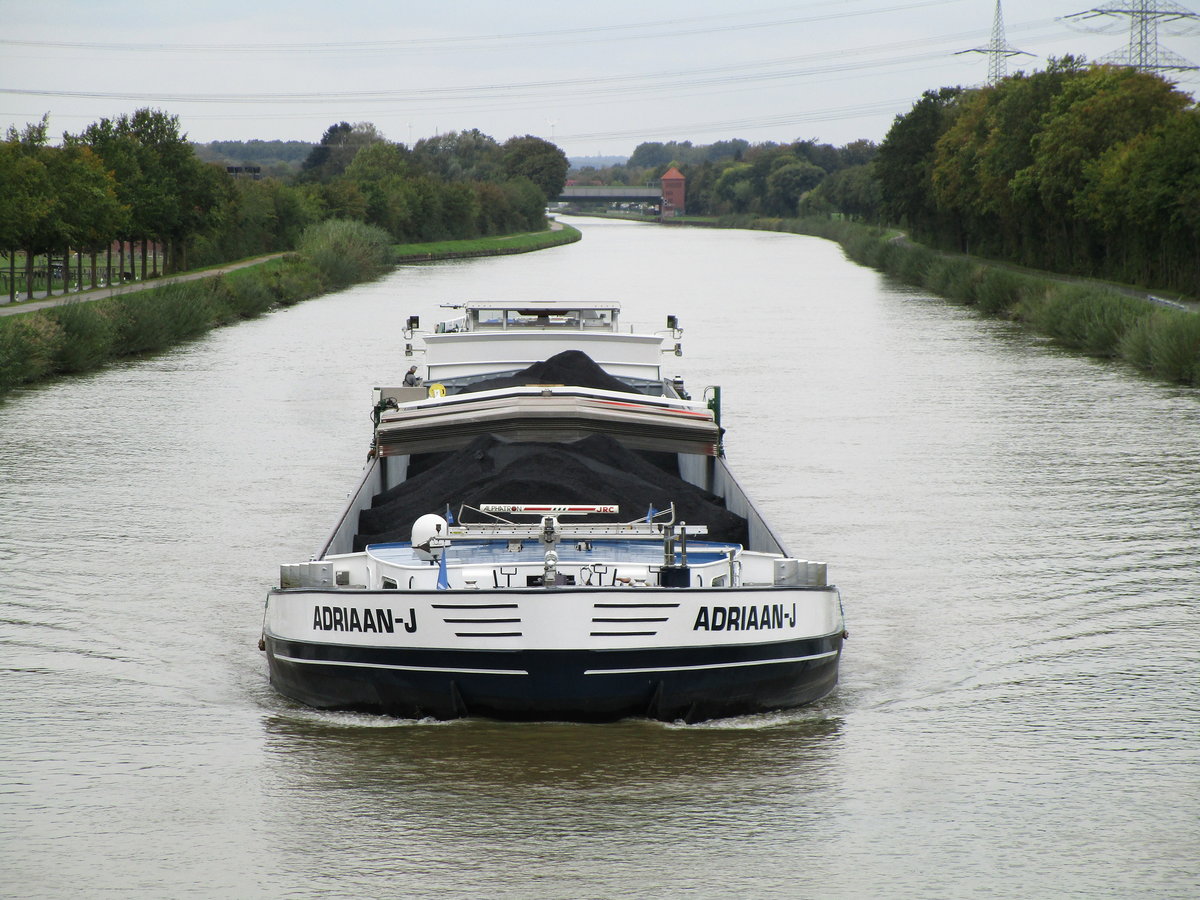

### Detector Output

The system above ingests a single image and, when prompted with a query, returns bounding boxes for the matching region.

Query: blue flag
[436,551,450,590]
[645,505,658,523]
[445,504,455,524]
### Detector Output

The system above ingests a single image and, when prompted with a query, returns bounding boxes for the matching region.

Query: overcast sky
[3,0,1198,158]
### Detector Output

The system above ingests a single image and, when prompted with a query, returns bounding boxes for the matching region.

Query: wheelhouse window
[462,304,619,331]
[508,309,583,328]
[582,309,614,329]
[469,308,505,329]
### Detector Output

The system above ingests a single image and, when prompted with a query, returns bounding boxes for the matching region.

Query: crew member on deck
[404,366,423,387]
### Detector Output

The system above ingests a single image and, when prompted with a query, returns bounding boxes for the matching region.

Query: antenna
[1064,0,1200,73]
[957,1,1034,85]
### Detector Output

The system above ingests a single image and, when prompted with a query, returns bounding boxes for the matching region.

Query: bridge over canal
[557,167,686,215]
[557,186,661,203]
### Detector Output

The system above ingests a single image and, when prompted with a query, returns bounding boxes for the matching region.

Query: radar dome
[411,514,449,561]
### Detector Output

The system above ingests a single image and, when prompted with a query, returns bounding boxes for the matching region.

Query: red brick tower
[660,167,685,218]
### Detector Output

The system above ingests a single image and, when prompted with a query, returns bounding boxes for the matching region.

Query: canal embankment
[683,215,1200,388]
[393,220,579,261]
[0,221,580,397]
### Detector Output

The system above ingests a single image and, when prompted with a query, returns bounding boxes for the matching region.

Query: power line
[0,1,964,55]
[0,19,1072,108]
[555,99,915,143]
[0,48,973,107]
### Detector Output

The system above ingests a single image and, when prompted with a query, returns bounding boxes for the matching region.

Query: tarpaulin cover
[354,433,746,551]
[457,349,643,395]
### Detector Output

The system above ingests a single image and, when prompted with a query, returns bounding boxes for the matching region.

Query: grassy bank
[393,223,580,261]
[710,215,1200,388]
[0,220,578,397]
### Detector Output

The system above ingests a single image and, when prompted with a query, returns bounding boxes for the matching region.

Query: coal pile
[458,349,642,395]
[355,433,746,550]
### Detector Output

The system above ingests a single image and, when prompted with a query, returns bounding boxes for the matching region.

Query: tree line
[569,137,879,220]
[1,110,211,300]
[0,111,569,302]
[873,59,1199,295]
[192,139,314,176]
[572,60,1196,298]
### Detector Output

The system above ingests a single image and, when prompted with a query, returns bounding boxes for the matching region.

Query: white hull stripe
[584,650,838,676]
[272,652,528,676]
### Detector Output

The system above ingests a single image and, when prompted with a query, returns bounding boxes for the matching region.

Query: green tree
[501,177,547,231]
[47,144,124,278]
[930,86,992,251]
[71,108,213,276]
[412,129,502,182]
[628,139,749,168]
[301,122,352,175]
[406,176,447,241]
[320,178,369,222]
[874,87,963,240]
[839,139,879,168]
[345,142,415,239]
[72,115,140,275]
[675,160,721,215]
[765,160,826,216]
[712,163,755,213]
[345,141,410,182]
[126,108,222,274]
[1080,109,1200,291]
[501,135,568,203]
[1015,65,1190,271]
[743,143,787,201]
[970,59,1082,260]
[807,164,882,222]
[300,122,386,182]
[224,177,276,257]
[628,142,677,169]
[0,119,55,300]
[441,182,481,238]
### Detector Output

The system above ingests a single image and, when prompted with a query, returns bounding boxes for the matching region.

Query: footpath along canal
[0,253,288,317]
[1,216,1197,898]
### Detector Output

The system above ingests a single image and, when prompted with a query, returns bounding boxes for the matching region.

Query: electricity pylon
[1065,0,1200,73]
[957,0,1034,84]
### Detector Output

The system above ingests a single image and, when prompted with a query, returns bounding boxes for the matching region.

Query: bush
[221,273,277,318]
[924,257,977,304]
[111,289,176,354]
[0,313,65,390]
[156,281,223,338]
[893,242,935,285]
[108,280,225,355]
[1016,282,1165,360]
[264,255,327,306]
[975,268,1027,316]
[1146,308,1200,384]
[1117,312,1155,371]
[843,232,885,268]
[1081,294,1148,358]
[48,301,117,373]
[298,219,393,288]
[1025,285,1092,348]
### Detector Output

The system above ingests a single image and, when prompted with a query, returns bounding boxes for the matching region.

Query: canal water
[2,218,1197,898]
